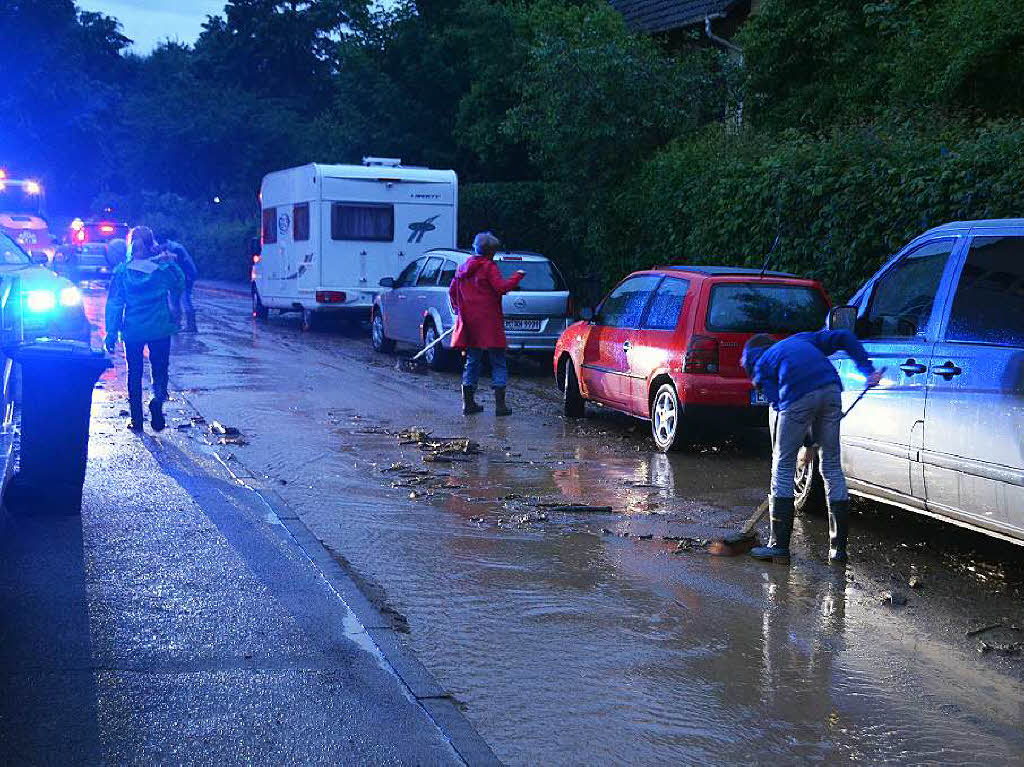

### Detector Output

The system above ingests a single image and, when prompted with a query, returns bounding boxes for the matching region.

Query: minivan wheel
[563,363,585,418]
[371,311,395,353]
[423,324,447,371]
[794,447,827,516]
[651,383,682,452]
[252,286,268,321]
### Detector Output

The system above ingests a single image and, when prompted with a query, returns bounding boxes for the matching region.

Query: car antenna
[759,233,781,279]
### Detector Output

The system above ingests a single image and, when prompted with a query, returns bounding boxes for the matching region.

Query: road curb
[192,415,500,765]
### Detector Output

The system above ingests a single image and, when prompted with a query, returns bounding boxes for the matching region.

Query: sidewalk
[0,362,491,764]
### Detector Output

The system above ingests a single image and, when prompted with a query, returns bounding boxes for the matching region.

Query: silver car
[371,248,572,370]
[797,219,1024,546]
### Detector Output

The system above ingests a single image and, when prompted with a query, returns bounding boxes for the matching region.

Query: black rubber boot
[149,397,166,432]
[128,399,144,432]
[494,387,511,417]
[184,312,198,333]
[828,499,851,564]
[462,386,483,415]
[750,496,794,564]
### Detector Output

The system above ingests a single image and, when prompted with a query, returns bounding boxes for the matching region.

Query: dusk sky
[79,1,227,52]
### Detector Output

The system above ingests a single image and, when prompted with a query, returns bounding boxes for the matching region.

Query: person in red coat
[449,232,525,415]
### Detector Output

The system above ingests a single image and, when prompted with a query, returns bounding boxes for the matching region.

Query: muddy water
[89,289,1024,764]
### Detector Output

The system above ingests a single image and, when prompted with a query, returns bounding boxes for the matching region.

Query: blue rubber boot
[750,497,794,565]
[828,499,850,564]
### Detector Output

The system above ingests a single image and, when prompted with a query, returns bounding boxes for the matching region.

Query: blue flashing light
[26,289,56,313]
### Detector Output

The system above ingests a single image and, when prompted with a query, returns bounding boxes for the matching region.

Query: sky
[78,1,228,53]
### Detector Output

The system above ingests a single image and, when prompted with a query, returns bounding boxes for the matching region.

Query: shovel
[397,326,455,374]
[708,368,886,557]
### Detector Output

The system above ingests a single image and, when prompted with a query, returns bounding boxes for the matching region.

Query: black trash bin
[5,340,111,515]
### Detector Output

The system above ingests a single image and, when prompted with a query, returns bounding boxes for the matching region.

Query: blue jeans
[769,385,847,501]
[462,348,508,389]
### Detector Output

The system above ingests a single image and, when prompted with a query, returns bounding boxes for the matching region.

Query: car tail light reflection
[683,335,720,374]
[316,290,346,304]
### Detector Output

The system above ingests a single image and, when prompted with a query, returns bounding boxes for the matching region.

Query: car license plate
[751,388,768,405]
[505,319,541,332]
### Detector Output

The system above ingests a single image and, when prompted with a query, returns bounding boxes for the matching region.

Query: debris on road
[675,537,708,552]
[966,622,1005,637]
[880,590,908,607]
[210,421,240,436]
[534,503,613,514]
[978,641,1023,656]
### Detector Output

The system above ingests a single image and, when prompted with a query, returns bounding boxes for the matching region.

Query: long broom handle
[411,326,455,361]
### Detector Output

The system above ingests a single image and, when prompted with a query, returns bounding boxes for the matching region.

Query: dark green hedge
[463,120,1024,304]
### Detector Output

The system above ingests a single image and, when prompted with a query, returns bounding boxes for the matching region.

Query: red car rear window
[707,283,827,333]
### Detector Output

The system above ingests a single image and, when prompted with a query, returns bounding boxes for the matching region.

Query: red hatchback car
[554,266,832,450]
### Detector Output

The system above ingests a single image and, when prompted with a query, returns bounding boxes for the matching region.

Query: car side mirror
[29,252,48,266]
[579,307,594,322]
[827,306,857,332]
[379,277,395,289]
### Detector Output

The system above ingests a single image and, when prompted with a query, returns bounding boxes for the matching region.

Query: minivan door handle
[932,361,962,380]
[899,359,927,376]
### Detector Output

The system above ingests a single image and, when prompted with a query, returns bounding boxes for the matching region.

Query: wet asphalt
[0,299,473,765]
[77,285,1024,764]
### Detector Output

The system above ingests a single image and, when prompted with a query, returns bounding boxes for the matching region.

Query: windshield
[0,184,44,216]
[707,283,828,333]
[496,259,566,292]
[0,232,31,265]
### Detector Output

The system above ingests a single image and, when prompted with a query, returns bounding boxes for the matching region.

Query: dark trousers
[125,337,170,419]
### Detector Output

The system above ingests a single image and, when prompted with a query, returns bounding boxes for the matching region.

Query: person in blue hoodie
[105,226,185,432]
[741,330,882,564]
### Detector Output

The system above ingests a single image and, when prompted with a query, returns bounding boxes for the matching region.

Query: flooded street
[88,287,1024,764]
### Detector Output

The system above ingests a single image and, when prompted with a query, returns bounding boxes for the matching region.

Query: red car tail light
[684,335,720,374]
[316,290,346,304]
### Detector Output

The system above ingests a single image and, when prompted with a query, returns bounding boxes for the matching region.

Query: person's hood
[456,256,490,279]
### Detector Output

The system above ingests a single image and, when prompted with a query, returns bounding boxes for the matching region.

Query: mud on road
[88,286,1024,764]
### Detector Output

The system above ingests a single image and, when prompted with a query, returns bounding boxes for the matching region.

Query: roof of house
[609,0,744,33]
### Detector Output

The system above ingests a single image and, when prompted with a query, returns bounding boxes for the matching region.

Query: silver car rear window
[496,260,566,292]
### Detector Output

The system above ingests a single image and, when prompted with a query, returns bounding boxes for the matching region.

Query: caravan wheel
[301,308,320,332]
[252,286,268,321]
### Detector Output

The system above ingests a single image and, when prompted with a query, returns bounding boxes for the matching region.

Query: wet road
[89,287,1024,764]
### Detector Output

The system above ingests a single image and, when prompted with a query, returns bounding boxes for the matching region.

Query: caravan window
[331,203,394,242]
[294,203,310,241]
[262,207,277,245]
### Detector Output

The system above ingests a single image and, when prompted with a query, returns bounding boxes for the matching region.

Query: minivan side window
[417,257,443,286]
[262,207,277,245]
[946,236,1024,347]
[596,275,661,328]
[641,278,689,331]
[293,202,310,241]
[862,239,956,338]
[394,258,423,289]
[439,259,458,286]
[331,203,394,241]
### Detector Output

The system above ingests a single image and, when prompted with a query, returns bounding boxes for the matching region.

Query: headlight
[26,289,56,313]
[60,286,82,306]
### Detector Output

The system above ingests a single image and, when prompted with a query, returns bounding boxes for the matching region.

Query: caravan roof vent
[362,157,402,167]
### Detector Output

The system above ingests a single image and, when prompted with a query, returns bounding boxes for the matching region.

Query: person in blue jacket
[741,330,882,565]
[159,236,199,332]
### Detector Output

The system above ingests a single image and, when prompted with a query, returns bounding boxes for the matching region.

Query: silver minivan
[371,248,572,370]
[796,219,1024,546]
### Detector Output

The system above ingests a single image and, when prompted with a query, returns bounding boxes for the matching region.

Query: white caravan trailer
[253,158,457,330]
